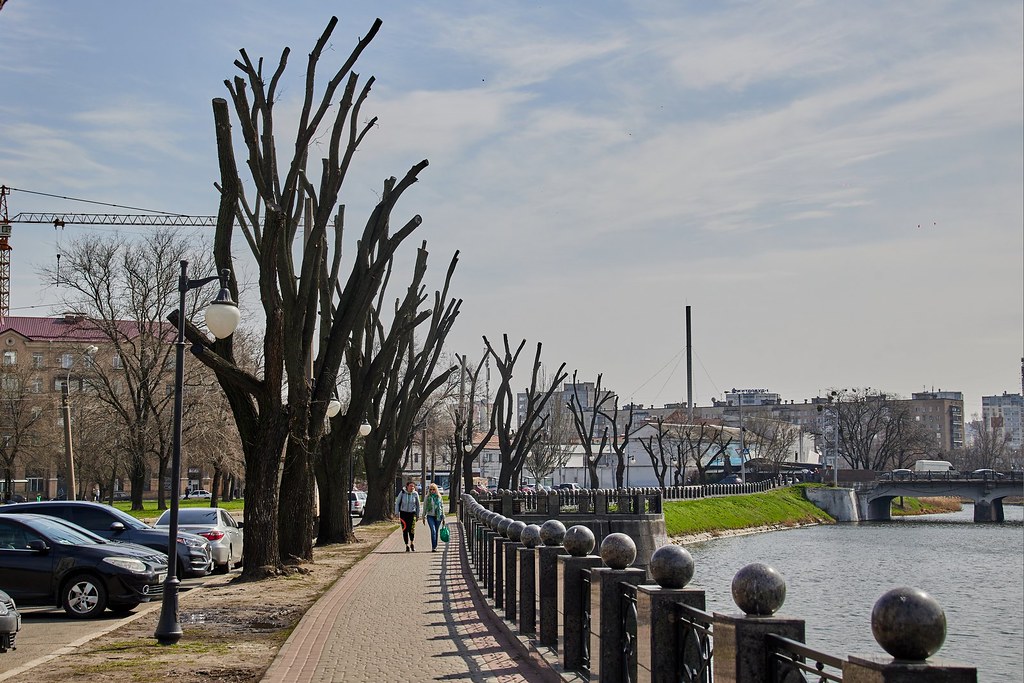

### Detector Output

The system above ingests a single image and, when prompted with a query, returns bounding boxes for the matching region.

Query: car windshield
[31,516,103,545]
[155,509,218,525]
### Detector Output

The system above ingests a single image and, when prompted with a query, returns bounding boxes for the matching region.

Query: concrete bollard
[503,520,526,622]
[517,524,542,636]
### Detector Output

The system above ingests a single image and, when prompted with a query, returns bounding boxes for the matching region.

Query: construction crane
[0,185,215,322]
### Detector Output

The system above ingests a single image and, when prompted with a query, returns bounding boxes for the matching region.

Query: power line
[7,186,206,217]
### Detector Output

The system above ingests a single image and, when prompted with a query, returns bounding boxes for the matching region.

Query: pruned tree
[567,371,615,488]
[459,350,491,496]
[523,378,575,486]
[180,17,436,575]
[637,416,672,488]
[600,396,634,488]
[484,335,566,490]
[674,421,732,484]
[355,250,460,524]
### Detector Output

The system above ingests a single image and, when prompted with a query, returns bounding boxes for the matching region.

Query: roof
[0,315,156,343]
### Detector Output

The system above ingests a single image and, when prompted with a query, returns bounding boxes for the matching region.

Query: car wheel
[215,547,233,575]
[110,601,141,614]
[62,573,108,618]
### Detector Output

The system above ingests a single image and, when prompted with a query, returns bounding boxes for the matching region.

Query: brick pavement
[262,519,560,683]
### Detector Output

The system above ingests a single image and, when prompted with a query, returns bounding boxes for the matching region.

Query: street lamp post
[155,261,239,646]
[61,344,98,500]
[626,454,635,489]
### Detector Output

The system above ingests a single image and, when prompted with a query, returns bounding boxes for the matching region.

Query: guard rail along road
[459,490,978,683]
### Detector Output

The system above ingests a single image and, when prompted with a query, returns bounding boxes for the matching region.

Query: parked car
[154,507,242,574]
[349,491,366,518]
[183,489,213,500]
[0,588,19,653]
[555,483,582,491]
[0,501,212,578]
[970,468,1004,479]
[719,474,743,484]
[0,513,167,618]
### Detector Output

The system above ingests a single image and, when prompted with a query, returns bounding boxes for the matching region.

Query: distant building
[909,391,965,452]
[982,392,1023,451]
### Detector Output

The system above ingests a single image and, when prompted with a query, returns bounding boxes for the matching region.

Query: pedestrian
[395,480,420,551]
[423,483,445,551]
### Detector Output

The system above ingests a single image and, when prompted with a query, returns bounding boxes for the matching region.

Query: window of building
[60,353,74,369]
[112,353,123,369]
[29,378,42,393]
[32,352,44,369]
[1,376,19,392]
[2,350,16,366]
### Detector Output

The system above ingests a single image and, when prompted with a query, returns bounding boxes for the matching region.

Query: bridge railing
[460,493,978,683]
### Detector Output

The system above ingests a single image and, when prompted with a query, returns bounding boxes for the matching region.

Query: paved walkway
[262,520,559,683]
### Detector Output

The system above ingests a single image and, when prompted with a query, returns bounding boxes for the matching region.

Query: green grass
[663,485,834,537]
[112,497,244,521]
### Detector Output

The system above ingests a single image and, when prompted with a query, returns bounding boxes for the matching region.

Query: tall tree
[637,416,672,488]
[745,416,799,475]
[484,335,566,490]
[523,380,575,486]
[600,396,634,488]
[567,372,614,488]
[182,18,433,574]
[40,229,212,510]
[0,362,51,499]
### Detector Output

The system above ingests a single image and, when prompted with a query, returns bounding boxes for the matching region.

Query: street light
[61,344,98,501]
[155,261,239,646]
[626,454,636,489]
[349,419,371,497]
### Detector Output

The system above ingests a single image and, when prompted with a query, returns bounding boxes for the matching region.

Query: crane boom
[10,212,216,227]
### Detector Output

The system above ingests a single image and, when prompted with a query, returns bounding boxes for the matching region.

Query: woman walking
[423,483,445,551]
[395,481,420,551]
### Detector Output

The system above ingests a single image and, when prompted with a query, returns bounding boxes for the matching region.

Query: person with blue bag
[423,483,446,551]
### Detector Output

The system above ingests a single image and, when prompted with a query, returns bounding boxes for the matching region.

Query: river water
[684,504,1023,682]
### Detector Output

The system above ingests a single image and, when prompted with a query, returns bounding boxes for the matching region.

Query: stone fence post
[713,563,805,683]
[517,524,543,636]
[503,520,526,622]
[636,545,704,683]
[537,520,568,648]
[590,533,645,683]
[557,525,602,673]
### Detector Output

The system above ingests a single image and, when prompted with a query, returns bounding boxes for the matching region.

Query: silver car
[155,507,243,574]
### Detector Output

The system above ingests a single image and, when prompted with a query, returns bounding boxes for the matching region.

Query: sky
[1,1,1021,419]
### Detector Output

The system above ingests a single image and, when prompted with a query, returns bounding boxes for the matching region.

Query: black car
[0,513,166,618]
[0,501,212,578]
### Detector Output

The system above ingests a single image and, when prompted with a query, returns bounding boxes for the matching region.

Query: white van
[913,459,953,473]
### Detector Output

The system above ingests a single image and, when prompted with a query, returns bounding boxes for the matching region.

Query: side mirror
[236,522,244,529]
[27,539,48,553]
[110,522,126,532]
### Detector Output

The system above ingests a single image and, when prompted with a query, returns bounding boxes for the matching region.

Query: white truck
[913,459,954,473]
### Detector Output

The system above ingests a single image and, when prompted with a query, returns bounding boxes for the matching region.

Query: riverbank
[663,485,833,540]
[664,485,964,544]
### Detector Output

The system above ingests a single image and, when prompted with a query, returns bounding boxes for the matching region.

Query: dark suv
[0,501,212,578]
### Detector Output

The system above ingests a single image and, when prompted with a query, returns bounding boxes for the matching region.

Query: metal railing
[766,634,844,683]
[581,569,592,676]
[677,602,714,683]
[621,582,638,683]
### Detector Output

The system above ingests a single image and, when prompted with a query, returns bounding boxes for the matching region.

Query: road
[0,574,209,679]
[0,514,365,678]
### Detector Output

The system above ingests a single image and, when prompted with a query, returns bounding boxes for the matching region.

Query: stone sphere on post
[599,532,636,569]
[731,563,786,616]
[649,544,695,589]
[871,587,946,661]
[539,520,567,546]
[490,514,505,531]
[563,525,596,557]
[520,524,542,548]
[507,520,527,542]
[497,517,513,538]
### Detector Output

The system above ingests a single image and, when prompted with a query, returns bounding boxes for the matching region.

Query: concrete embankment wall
[805,487,860,522]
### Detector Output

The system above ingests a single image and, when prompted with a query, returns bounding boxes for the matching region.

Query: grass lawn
[113,497,245,521]
[663,485,833,537]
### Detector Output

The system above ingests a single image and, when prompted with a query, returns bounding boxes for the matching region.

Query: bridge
[852,472,1024,522]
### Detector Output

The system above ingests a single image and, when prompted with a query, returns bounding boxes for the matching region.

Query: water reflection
[685,504,1023,681]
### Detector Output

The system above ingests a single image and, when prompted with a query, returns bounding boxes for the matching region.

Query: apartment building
[982,392,1023,451]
